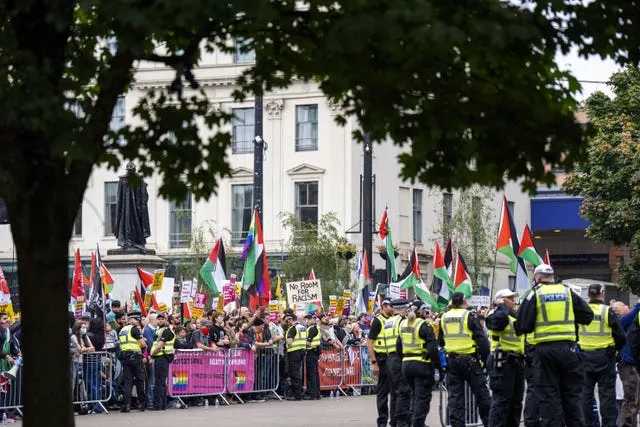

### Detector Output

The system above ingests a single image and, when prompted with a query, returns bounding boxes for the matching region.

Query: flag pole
[489,198,502,302]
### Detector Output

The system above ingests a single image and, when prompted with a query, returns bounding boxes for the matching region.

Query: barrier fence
[439,380,482,427]
[305,345,378,396]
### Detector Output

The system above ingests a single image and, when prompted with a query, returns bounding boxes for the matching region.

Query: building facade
[0,44,534,306]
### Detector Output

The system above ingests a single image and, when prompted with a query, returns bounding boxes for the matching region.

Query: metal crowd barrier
[304,345,378,396]
[0,367,22,416]
[73,351,112,414]
[168,348,281,407]
[439,380,482,427]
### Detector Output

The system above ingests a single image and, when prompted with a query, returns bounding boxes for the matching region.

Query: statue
[115,162,151,251]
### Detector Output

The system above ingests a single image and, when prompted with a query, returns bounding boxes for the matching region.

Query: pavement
[12,394,447,426]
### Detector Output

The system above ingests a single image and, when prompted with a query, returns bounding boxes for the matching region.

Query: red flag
[182,302,191,320]
[134,285,148,318]
[544,249,551,267]
[308,269,316,280]
[71,249,84,299]
[379,209,389,240]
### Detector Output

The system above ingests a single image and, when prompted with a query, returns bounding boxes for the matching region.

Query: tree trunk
[8,167,88,427]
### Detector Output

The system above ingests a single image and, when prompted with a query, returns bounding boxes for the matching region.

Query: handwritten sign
[180,281,193,303]
[468,295,491,307]
[286,280,322,307]
[151,269,165,291]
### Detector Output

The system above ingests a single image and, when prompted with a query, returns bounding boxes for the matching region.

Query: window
[507,200,515,217]
[232,185,254,245]
[104,182,118,236]
[232,108,255,154]
[169,193,192,248]
[412,189,422,243]
[73,206,83,237]
[110,96,125,131]
[295,181,319,226]
[508,275,516,291]
[234,39,255,63]
[443,193,453,229]
[295,105,318,151]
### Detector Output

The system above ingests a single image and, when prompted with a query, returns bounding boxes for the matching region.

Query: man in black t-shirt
[209,312,230,349]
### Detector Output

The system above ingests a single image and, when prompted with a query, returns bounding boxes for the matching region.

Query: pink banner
[226,349,256,392]
[169,350,226,396]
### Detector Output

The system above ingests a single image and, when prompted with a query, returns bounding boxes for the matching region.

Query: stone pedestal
[102,248,168,304]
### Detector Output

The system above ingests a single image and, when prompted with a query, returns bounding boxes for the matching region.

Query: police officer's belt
[503,351,524,361]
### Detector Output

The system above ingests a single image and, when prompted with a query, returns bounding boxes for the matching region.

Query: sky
[557,48,620,101]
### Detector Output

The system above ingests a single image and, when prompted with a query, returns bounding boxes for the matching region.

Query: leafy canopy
[0,0,599,206]
[564,67,640,292]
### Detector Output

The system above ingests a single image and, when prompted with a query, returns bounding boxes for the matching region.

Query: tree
[0,1,621,425]
[437,187,496,292]
[279,213,352,306]
[564,67,640,293]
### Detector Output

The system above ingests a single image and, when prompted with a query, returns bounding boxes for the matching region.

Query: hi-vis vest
[307,326,321,349]
[440,308,475,355]
[154,327,175,356]
[287,323,307,353]
[578,303,614,351]
[399,318,430,363]
[532,284,575,344]
[119,325,142,353]
[488,311,524,354]
[374,314,402,354]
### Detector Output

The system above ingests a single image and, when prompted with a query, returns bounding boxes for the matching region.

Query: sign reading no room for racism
[286,280,322,307]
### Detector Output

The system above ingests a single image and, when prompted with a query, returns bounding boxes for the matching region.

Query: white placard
[468,295,491,307]
[286,280,322,307]
[180,280,193,303]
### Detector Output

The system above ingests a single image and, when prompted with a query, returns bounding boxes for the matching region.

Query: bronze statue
[115,162,151,250]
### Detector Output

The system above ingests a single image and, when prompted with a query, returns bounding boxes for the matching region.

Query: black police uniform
[523,341,539,427]
[369,312,397,427]
[438,308,491,427]
[386,314,413,427]
[286,323,305,400]
[152,327,175,410]
[515,284,594,427]
[486,303,525,427]
[120,324,146,412]
[579,299,625,427]
[305,324,321,400]
[396,317,440,427]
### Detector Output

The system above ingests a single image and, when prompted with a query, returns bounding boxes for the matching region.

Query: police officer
[386,299,413,427]
[284,314,306,401]
[438,292,491,427]
[515,264,594,426]
[486,288,525,427]
[304,314,321,400]
[149,313,176,411]
[367,297,398,427]
[118,312,147,412]
[578,283,625,427]
[397,302,440,427]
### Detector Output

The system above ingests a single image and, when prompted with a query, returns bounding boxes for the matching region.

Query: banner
[286,280,322,307]
[329,296,337,315]
[169,350,226,395]
[269,300,279,322]
[359,346,376,385]
[318,348,343,389]
[151,269,165,291]
[226,349,256,392]
[192,292,207,319]
[223,282,237,305]
[180,281,193,303]
[342,290,351,316]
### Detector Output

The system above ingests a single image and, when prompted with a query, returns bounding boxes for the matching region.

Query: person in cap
[303,314,321,400]
[367,297,400,427]
[284,314,306,401]
[438,292,491,427]
[515,264,594,426]
[396,299,440,427]
[118,311,148,412]
[385,299,413,427]
[577,284,625,427]
[486,288,525,427]
[149,313,176,410]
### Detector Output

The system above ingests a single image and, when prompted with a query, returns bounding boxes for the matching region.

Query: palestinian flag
[453,250,473,297]
[433,241,454,301]
[182,302,191,321]
[100,263,115,295]
[496,196,529,293]
[200,238,227,294]
[136,267,156,316]
[544,249,551,266]
[379,209,397,283]
[356,250,371,315]
[518,224,543,266]
[242,209,270,306]
[397,248,439,310]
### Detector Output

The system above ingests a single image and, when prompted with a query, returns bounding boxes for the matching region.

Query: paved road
[13,394,447,426]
